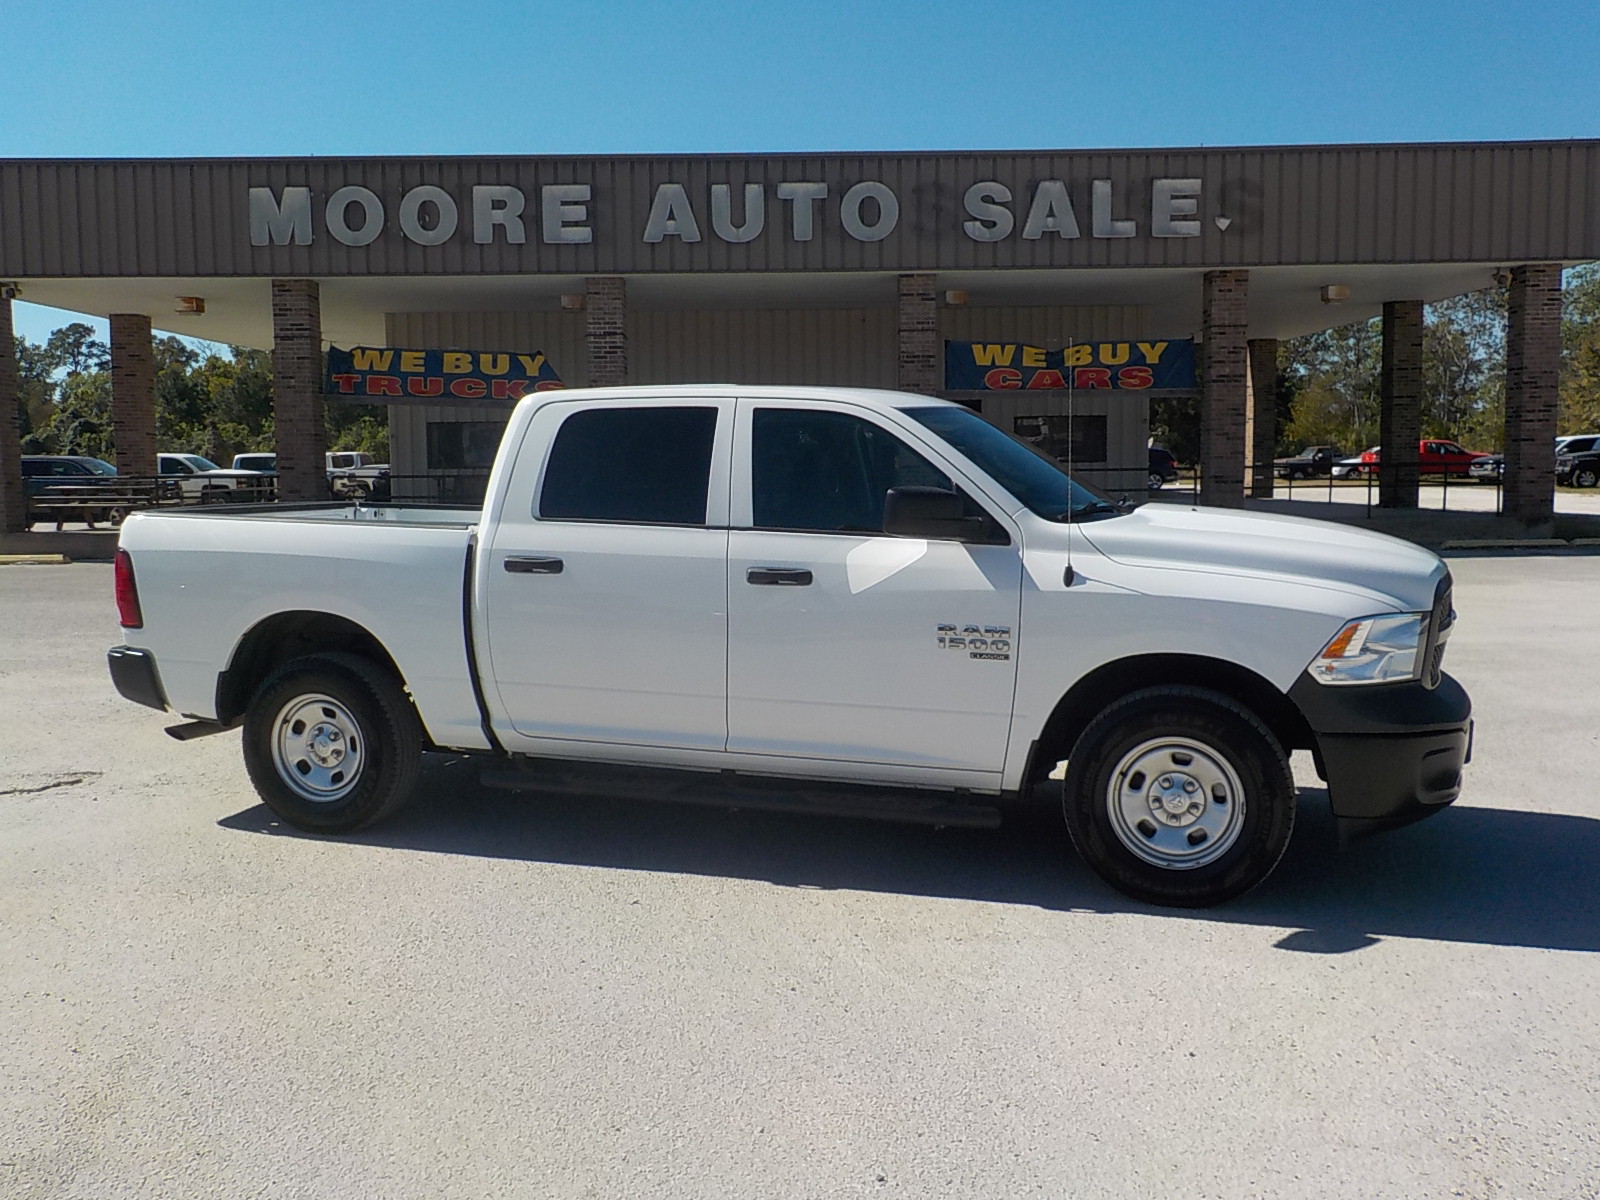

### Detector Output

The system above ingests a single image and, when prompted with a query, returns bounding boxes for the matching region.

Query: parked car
[1468,454,1504,481]
[325,451,392,500]
[228,450,390,499]
[1273,445,1345,480]
[230,453,279,475]
[1556,449,1600,488]
[1147,446,1179,491]
[1359,439,1486,478]
[1331,448,1379,479]
[1555,434,1600,457]
[157,453,275,502]
[109,384,1472,909]
[21,455,120,527]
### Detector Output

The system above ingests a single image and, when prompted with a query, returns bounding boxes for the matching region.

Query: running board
[479,759,1002,828]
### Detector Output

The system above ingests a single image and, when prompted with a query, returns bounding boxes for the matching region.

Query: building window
[1013,414,1108,464]
[427,421,507,470]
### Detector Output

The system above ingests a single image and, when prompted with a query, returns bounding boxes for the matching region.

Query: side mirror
[883,486,983,540]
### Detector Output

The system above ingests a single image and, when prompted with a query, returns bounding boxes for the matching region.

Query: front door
[726,401,1022,776]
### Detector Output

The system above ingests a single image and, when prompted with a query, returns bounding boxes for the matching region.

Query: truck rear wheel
[242,652,421,833]
[1062,686,1295,907]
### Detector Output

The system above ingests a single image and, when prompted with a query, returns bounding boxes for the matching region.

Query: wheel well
[1024,654,1313,794]
[216,611,406,726]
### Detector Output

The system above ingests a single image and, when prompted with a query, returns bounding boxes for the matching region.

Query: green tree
[44,370,113,460]
[1562,262,1600,434]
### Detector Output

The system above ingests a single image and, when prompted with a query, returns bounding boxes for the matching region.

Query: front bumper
[1288,672,1472,823]
[108,645,169,712]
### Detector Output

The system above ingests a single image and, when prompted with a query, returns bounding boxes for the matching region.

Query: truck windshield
[902,406,1121,522]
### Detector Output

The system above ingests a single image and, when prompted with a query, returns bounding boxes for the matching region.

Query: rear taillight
[114,548,143,628]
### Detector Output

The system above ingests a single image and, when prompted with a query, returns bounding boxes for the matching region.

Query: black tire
[1147,471,1164,492]
[1574,465,1600,489]
[1062,686,1295,907]
[242,652,422,833]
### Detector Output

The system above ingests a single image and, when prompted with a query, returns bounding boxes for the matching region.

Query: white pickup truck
[108,385,1471,906]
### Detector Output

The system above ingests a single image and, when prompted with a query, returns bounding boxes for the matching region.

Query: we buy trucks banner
[945,339,1196,391]
[326,346,565,403]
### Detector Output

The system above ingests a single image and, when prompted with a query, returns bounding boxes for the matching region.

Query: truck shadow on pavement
[219,756,1600,955]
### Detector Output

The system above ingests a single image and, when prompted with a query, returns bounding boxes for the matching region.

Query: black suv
[1557,448,1600,488]
[1148,447,1180,491]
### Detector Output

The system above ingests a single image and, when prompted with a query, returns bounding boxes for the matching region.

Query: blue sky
[6,0,1598,344]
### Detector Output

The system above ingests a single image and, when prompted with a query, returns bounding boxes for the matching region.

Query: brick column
[1246,338,1278,499]
[0,297,27,533]
[1377,300,1424,509]
[109,314,157,476]
[1503,263,1562,529]
[897,274,940,395]
[271,279,327,502]
[1200,270,1249,507]
[585,277,627,387]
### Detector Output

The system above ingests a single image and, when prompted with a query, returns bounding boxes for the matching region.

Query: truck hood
[1077,503,1446,612]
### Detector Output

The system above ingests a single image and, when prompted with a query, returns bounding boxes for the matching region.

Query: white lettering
[840,181,898,242]
[1151,177,1202,237]
[398,185,459,246]
[1092,179,1135,238]
[962,181,1014,241]
[711,183,764,243]
[776,181,828,242]
[642,183,702,243]
[248,186,313,246]
[325,186,384,247]
[472,185,526,244]
[542,184,592,244]
[1021,180,1080,240]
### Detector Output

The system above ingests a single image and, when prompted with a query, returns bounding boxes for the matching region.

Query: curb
[1441,539,1587,550]
[0,554,71,565]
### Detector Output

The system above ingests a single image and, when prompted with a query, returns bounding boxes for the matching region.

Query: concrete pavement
[2,558,1598,1199]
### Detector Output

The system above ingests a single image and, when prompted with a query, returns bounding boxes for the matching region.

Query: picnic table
[26,477,186,530]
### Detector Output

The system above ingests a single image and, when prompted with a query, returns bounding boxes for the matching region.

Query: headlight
[1307,613,1428,686]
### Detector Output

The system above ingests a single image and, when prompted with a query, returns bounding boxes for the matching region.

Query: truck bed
[115,503,491,750]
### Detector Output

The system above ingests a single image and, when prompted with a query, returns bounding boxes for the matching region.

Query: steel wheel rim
[1105,736,1247,870]
[270,693,365,803]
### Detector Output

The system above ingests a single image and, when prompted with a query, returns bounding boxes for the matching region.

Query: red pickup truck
[1360,439,1484,478]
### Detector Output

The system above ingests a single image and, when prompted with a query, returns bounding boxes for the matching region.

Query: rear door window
[539,406,719,526]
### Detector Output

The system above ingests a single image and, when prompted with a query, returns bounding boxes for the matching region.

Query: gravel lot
[3,556,1598,1200]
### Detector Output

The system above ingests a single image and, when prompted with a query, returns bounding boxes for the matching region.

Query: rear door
[480,397,734,752]
[725,400,1022,777]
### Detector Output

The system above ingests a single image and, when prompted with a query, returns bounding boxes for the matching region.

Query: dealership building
[1,140,1597,531]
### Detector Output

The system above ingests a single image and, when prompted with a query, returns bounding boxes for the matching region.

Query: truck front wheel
[242,653,422,833]
[1062,686,1295,907]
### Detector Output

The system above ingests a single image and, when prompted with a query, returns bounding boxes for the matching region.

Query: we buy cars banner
[945,339,1196,391]
[326,346,565,403]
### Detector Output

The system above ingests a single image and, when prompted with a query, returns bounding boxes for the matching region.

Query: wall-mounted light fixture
[560,293,586,311]
[0,282,19,300]
[1320,285,1350,304]
[175,296,206,314]
[1492,268,1513,288]
[943,289,969,306]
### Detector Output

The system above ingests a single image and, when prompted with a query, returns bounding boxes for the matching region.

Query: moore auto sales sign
[247,172,1213,253]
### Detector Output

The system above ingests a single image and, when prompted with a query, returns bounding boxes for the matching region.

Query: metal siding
[2,143,1597,278]
[632,308,897,387]
[942,305,1147,343]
